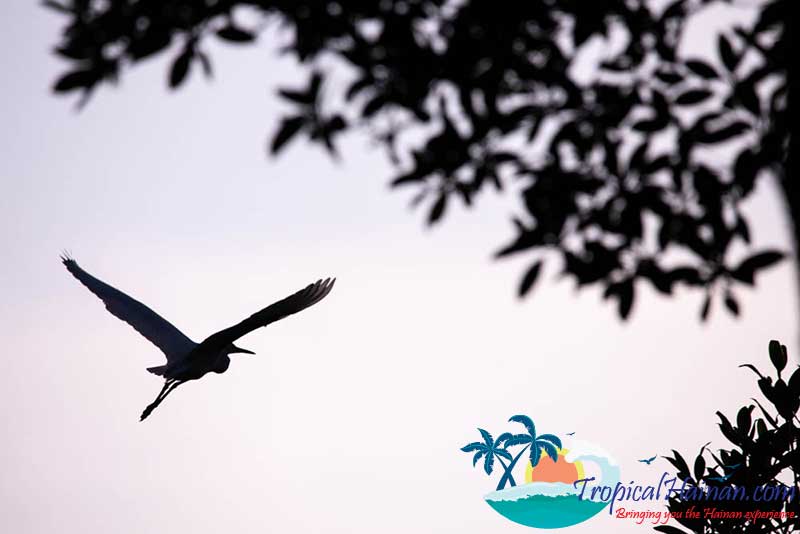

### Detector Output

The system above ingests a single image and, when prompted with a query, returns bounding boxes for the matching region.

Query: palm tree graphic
[461,429,518,490]
[462,415,562,491]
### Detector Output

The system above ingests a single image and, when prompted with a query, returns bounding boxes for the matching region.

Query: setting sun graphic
[525,448,585,484]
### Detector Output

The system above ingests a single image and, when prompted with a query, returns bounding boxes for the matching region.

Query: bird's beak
[231,345,255,355]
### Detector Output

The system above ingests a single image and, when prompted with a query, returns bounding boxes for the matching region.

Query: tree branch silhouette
[659,340,799,534]
[46,0,792,321]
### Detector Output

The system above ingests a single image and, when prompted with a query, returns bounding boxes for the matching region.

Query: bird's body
[60,253,334,420]
[153,349,229,381]
[638,456,657,465]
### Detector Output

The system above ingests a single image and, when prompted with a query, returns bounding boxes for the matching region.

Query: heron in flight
[60,253,335,421]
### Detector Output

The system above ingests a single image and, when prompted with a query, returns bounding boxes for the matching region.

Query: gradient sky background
[1,3,796,534]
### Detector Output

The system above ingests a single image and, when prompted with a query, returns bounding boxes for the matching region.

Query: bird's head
[227,344,255,355]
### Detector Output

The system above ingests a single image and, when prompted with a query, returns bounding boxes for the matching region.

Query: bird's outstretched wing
[61,254,196,362]
[198,278,335,353]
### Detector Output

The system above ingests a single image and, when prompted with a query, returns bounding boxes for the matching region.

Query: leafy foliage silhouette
[658,340,800,534]
[47,0,793,321]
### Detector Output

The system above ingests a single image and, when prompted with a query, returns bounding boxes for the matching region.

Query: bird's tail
[147,365,167,376]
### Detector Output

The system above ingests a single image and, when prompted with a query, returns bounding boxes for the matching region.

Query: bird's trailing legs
[140,378,184,421]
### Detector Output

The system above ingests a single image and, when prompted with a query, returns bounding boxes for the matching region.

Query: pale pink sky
[0,3,795,534]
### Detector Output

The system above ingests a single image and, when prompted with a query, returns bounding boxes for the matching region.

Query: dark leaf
[455,183,472,207]
[736,250,785,276]
[601,60,632,73]
[639,260,673,294]
[197,51,213,78]
[739,363,765,380]
[345,77,371,101]
[697,121,750,144]
[675,89,713,106]
[428,194,447,225]
[686,60,718,79]
[755,1,784,33]
[632,118,666,133]
[490,152,517,165]
[664,450,690,478]
[169,49,192,88]
[724,291,740,317]
[53,69,96,92]
[308,71,323,96]
[217,25,255,43]
[408,189,428,208]
[363,94,387,117]
[700,293,711,321]
[693,453,705,481]
[736,405,753,434]
[755,418,768,438]
[788,367,800,399]
[768,340,787,373]
[734,216,751,245]
[661,0,687,20]
[518,261,542,298]
[42,0,72,13]
[654,526,691,534]
[527,118,543,142]
[717,412,740,446]
[495,228,538,258]
[751,397,778,428]
[735,83,760,116]
[735,150,763,194]
[269,116,305,154]
[668,267,703,286]
[644,155,672,174]
[617,278,634,320]
[718,34,740,72]
[319,127,339,158]
[279,88,314,105]
[326,115,346,133]
[629,141,649,171]
[652,90,670,115]
[655,70,684,84]
[730,264,754,285]
[391,170,424,187]
[128,31,172,60]
[54,45,90,60]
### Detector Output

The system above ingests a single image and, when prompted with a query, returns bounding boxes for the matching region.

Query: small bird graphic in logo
[707,464,740,482]
[707,473,734,482]
[638,456,657,465]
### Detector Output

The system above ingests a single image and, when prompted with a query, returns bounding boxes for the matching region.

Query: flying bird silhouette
[638,456,657,465]
[61,253,335,421]
[566,432,576,436]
